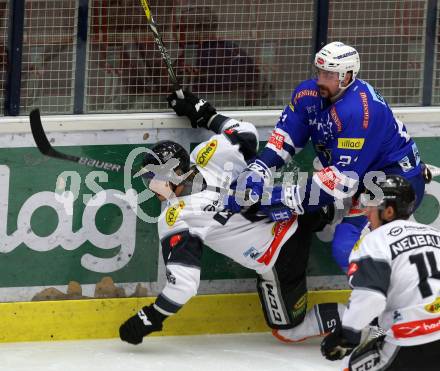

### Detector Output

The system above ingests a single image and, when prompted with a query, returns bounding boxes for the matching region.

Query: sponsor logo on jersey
[425,297,440,314]
[390,234,440,259]
[388,226,403,236]
[196,139,218,168]
[337,138,365,150]
[392,317,440,339]
[405,225,430,231]
[359,92,369,129]
[347,262,359,276]
[330,106,343,132]
[317,167,341,191]
[268,131,285,150]
[165,201,185,226]
[293,89,318,105]
[243,246,261,260]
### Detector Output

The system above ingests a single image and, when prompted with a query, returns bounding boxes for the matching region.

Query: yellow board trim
[0,290,350,343]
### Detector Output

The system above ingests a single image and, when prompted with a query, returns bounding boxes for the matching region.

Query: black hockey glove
[119,305,166,345]
[167,90,217,129]
[320,327,358,361]
[421,162,433,184]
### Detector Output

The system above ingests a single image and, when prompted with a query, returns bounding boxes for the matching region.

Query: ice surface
[0,333,342,371]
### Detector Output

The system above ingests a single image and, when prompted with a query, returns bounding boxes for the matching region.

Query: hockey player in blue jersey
[227,41,426,272]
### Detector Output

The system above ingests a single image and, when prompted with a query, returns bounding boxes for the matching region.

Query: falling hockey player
[119,91,344,345]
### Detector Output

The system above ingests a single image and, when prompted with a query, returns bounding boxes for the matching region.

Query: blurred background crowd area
[0,0,438,115]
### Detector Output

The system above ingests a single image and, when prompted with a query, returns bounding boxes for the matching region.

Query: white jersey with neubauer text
[344,219,440,346]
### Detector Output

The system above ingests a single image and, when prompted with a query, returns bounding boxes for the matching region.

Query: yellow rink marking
[0,290,350,343]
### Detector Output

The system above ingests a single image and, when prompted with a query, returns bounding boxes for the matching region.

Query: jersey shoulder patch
[291,79,320,107]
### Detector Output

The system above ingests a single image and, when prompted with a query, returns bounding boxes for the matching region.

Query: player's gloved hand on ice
[119,305,166,345]
[167,90,217,129]
[320,327,359,361]
[225,160,271,213]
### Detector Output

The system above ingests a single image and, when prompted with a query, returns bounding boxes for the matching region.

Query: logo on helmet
[317,57,325,65]
[196,139,218,168]
[334,50,357,59]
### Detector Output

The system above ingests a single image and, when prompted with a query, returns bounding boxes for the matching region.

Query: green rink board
[0,138,439,292]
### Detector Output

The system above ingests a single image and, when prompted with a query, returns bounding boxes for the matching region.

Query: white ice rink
[0,333,342,371]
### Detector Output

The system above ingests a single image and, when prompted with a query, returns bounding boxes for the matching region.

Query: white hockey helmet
[314,41,360,88]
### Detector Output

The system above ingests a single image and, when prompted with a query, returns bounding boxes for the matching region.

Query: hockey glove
[225,160,271,213]
[167,91,217,129]
[259,202,296,222]
[119,305,166,345]
[320,327,359,361]
[421,162,433,184]
[256,184,305,221]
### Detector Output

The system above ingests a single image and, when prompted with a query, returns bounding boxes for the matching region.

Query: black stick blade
[28,108,125,173]
[29,108,53,156]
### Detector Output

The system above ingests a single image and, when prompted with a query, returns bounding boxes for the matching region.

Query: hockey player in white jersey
[119,91,343,345]
[321,175,440,370]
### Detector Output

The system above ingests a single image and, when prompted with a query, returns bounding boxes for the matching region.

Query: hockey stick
[139,0,184,99]
[29,109,124,173]
[28,109,250,197]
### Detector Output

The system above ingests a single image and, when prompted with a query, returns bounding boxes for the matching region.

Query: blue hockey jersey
[260,78,422,210]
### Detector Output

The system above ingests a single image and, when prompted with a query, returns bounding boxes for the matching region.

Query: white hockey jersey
[152,118,299,317]
[343,219,440,346]
[157,119,298,275]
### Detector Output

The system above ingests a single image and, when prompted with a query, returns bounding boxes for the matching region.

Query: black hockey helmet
[363,174,416,219]
[141,140,190,187]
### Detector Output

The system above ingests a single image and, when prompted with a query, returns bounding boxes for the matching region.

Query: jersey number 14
[410,251,440,298]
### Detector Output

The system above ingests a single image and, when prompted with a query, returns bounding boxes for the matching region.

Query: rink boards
[0,291,351,342]
[0,109,439,341]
